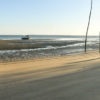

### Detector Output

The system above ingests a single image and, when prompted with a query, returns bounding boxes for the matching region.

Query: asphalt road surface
[0,59,100,100]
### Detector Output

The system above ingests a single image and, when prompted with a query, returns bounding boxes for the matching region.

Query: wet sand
[0,39,85,62]
[0,39,98,62]
[0,39,83,50]
[0,51,100,100]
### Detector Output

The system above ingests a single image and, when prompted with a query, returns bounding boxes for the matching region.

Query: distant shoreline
[0,35,98,40]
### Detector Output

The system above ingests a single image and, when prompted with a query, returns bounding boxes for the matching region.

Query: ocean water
[0,35,98,41]
[0,35,99,61]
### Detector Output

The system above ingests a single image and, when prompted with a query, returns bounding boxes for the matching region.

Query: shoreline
[0,50,100,77]
[0,39,83,50]
[0,50,98,64]
[0,39,85,62]
[0,39,98,62]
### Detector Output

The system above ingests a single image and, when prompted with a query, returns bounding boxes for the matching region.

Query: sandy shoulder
[0,51,100,76]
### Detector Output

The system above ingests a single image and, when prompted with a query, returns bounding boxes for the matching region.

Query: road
[0,58,100,100]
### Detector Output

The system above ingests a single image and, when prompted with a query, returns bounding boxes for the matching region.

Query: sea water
[0,35,98,41]
[0,35,99,61]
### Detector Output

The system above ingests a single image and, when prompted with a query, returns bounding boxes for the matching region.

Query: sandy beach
[0,50,100,76]
[1,0,100,99]
[0,51,100,100]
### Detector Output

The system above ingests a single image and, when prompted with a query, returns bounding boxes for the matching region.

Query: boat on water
[21,35,30,40]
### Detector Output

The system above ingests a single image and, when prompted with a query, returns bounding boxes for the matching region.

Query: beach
[0,35,100,100]
[0,38,98,62]
[0,50,100,76]
[1,0,99,99]
[0,51,100,100]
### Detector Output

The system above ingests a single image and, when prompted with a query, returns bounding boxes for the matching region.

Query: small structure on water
[21,35,30,40]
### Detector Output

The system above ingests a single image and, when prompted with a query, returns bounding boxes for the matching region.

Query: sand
[1,50,100,100]
[0,50,100,79]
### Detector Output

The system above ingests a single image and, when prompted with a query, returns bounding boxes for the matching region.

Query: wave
[0,41,97,54]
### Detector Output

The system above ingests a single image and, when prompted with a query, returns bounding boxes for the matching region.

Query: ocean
[0,35,99,62]
[0,35,98,41]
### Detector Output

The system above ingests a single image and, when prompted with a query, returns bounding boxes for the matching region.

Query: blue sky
[0,0,100,35]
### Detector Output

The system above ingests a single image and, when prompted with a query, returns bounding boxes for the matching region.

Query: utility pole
[99,32,100,53]
[85,0,93,52]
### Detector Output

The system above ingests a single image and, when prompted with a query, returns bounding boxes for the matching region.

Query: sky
[0,0,100,35]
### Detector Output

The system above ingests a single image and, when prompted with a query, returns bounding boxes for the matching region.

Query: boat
[21,35,30,40]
